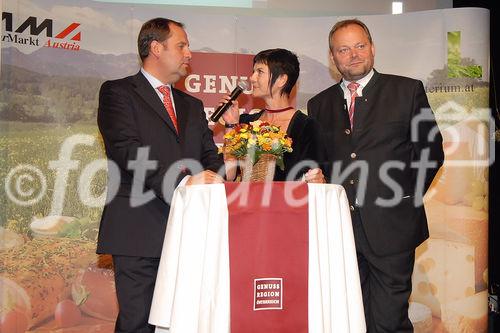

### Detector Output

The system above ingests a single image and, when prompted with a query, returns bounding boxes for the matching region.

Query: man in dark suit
[308,19,444,332]
[97,18,224,333]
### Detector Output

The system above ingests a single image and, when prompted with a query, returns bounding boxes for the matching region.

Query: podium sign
[226,182,308,332]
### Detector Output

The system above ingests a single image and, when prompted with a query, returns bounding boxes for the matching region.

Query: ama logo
[2,12,81,51]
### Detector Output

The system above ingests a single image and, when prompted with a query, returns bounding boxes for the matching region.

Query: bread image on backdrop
[0,236,118,331]
[0,238,94,328]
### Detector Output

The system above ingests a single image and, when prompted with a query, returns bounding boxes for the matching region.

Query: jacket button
[350,205,355,211]
[350,152,357,159]
[345,128,351,135]
[349,179,355,185]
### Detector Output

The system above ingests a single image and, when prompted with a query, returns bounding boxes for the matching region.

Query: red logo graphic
[54,23,81,41]
[254,278,283,311]
[1,12,81,50]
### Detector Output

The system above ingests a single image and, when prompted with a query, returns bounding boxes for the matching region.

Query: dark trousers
[112,255,160,333]
[351,210,415,333]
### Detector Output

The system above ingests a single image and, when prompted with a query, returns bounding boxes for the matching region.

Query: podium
[149,183,365,333]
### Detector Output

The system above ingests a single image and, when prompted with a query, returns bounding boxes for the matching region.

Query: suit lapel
[352,70,381,133]
[361,69,380,94]
[332,84,350,128]
[132,72,179,136]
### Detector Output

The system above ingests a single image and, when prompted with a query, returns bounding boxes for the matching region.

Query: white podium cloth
[149,183,366,333]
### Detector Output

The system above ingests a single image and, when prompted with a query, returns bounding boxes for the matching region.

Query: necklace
[264,106,294,113]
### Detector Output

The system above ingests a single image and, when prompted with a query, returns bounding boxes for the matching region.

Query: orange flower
[221,120,293,170]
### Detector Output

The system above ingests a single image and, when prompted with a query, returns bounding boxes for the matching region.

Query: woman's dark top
[240,110,325,181]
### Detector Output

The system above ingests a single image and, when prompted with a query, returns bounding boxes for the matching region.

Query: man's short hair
[137,18,184,61]
[328,19,373,52]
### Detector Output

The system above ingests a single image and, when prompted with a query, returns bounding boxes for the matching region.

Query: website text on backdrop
[307,19,444,332]
[220,48,326,183]
[96,17,224,333]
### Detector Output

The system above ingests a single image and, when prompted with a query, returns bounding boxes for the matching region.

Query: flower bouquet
[221,120,293,181]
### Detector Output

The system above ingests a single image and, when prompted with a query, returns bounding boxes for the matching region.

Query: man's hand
[304,168,326,183]
[186,170,224,185]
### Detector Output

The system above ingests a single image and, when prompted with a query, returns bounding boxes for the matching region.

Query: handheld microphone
[210,80,249,123]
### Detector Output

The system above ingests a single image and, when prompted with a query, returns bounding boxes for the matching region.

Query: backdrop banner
[1,1,490,332]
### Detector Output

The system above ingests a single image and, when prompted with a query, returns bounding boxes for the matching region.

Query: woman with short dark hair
[221,48,325,182]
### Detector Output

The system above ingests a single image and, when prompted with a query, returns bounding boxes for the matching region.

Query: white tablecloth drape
[149,183,366,333]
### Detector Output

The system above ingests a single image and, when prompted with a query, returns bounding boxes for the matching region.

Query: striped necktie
[157,85,179,133]
[347,82,360,129]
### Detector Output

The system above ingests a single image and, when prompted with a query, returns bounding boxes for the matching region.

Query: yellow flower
[220,120,293,168]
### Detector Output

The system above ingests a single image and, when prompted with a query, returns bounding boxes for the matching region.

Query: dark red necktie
[347,82,360,129]
[157,85,179,133]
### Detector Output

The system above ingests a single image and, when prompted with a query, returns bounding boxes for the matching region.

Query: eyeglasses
[335,43,369,56]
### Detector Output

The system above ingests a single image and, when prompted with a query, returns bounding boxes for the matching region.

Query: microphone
[210,80,249,123]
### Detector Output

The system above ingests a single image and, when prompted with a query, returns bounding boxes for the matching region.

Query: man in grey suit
[307,19,444,332]
[97,18,224,332]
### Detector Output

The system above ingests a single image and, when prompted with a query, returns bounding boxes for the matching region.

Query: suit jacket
[307,70,444,256]
[97,71,223,258]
